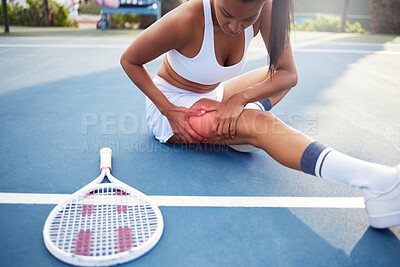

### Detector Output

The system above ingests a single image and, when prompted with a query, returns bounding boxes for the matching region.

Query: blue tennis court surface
[0,32,399,266]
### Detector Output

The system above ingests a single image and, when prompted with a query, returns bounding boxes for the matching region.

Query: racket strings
[48,185,160,257]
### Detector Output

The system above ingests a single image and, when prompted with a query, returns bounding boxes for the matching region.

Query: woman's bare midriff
[156,56,220,94]
[155,0,263,95]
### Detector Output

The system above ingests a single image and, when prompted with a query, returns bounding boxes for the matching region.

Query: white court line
[251,47,400,55]
[1,43,399,55]
[318,42,400,48]
[0,43,127,48]
[0,193,365,208]
[0,36,133,41]
[295,48,400,55]
[1,36,399,48]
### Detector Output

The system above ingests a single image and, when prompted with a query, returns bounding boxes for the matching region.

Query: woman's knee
[188,98,220,139]
[188,111,217,139]
[187,97,279,140]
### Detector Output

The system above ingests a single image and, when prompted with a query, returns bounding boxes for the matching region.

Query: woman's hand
[214,94,246,139]
[164,105,206,143]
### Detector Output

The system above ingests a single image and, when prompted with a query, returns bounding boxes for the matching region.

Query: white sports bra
[166,0,254,86]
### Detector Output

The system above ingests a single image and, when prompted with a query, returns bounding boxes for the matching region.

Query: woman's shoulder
[155,0,203,40]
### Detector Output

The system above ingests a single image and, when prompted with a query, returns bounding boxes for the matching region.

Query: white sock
[244,102,264,110]
[317,149,399,192]
[243,99,272,111]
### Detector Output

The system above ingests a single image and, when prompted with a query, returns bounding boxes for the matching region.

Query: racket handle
[100,147,112,172]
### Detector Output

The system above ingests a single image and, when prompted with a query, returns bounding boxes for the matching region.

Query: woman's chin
[221,26,240,36]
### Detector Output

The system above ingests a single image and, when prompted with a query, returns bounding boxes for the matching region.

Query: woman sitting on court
[120,0,400,228]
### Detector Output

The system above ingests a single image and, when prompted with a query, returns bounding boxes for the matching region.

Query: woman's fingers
[174,134,183,143]
[216,116,223,138]
[174,104,241,142]
[186,125,204,142]
[229,118,236,138]
[186,108,206,117]
[224,120,232,139]
[200,105,218,113]
[216,118,223,137]
[169,107,207,143]
[180,135,189,144]
[216,116,239,139]
[217,118,229,140]
[174,123,203,143]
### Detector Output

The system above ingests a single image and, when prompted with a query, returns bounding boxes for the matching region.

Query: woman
[120,0,400,228]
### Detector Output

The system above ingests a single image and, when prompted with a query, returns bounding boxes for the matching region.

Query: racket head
[43,171,163,266]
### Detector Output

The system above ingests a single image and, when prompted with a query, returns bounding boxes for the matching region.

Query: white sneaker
[229,144,259,153]
[363,165,400,229]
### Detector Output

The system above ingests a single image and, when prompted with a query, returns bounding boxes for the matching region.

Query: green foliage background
[296,13,366,33]
[0,0,77,27]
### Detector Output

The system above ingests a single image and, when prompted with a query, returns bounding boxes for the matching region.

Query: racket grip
[100,147,112,172]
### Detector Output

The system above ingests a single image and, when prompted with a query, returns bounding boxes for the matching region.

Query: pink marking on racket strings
[116,205,128,213]
[100,167,111,173]
[74,230,92,256]
[116,190,128,214]
[81,191,95,216]
[117,227,133,252]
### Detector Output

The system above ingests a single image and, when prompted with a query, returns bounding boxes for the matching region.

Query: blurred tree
[43,0,50,26]
[340,0,349,32]
[2,0,10,32]
[371,0,400,34]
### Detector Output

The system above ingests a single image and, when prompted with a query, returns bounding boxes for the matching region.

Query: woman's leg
[222,66,290,107]
[187,98,400,228]
[167,97,400,228]
[188,99,398,188]
[220,66,291,152]
[185,98,314,170]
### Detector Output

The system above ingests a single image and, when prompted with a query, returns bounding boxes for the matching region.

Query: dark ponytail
[268,0,294,75]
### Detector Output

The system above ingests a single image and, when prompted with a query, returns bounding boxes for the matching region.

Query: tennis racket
[43,147,163,266]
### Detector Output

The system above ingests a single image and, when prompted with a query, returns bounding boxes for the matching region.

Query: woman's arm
[120,3,192,114]
[214,1,297,139]
[120,2,206,143]
[234,1,298,106]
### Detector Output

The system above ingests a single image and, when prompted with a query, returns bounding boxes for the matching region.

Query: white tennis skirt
[146,75,224,143]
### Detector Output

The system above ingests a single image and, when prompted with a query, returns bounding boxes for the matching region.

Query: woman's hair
[268,0,294,75]
[241,0,294,75]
